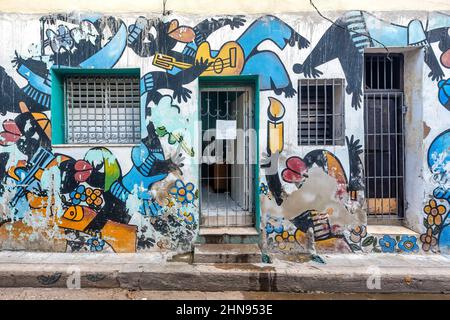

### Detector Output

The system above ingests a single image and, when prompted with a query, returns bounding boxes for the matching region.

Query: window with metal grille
[298,79,345,146]
[64,75,141,144]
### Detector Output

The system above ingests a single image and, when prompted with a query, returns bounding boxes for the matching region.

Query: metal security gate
[199,87,255,227]
[364,54,405,222]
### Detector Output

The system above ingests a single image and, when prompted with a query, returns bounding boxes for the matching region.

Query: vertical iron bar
[394,93,399,218]
[373,92,377,218]
[324,79,327,144]
[216,91,219,227]
[315,81,318,145]
[94,77,97,142]
[307,79,310,144]
[387,92,391,216]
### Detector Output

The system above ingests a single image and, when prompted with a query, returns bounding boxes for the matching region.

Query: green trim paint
[50,67,140,144]
[198,75,260,237]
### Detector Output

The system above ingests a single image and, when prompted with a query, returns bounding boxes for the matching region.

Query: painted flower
[275,231,296,250]
[177,207,195,224]
[398,235,419,253]
[379,235,396,253]
[424,200,447,226]
[69,185,87,205]
[169,180,195,204]
[266,223,274,234]
[420,228,438,252]
[86,237,105,252]
[259,183,269,195]
[349,225,367,243]
[85,188,103,206]
[266,223,284,234]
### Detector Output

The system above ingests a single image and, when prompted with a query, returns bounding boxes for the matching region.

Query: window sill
[52,144,138,148]
[366,225,419,237]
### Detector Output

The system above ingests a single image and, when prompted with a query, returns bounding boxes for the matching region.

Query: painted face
[428,129,450,184]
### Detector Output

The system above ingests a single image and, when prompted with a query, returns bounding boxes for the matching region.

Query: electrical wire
[309,0,391,59]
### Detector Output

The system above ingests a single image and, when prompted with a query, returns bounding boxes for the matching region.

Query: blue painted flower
[169,180,195,204]
[266,223,274,234]
[86,237,105,252]
[398,235,419,253]
[274,225,284,234]
[379,235,396,253]
[259,183,269,195]
[265,223,284,234]
[69,185,87,205]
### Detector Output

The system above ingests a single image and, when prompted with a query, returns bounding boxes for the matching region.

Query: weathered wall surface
[0,9,449,255]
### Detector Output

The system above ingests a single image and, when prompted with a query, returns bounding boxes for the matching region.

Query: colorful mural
[0,10,448,254]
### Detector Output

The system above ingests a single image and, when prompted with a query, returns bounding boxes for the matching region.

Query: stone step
[197,227,260,244]
[193,243,262,263]
[367,225,419,237]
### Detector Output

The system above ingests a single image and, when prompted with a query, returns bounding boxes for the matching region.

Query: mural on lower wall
[425,129,450,253]
[0,10,448,254]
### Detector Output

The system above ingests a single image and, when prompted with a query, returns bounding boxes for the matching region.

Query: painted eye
[95,163,104,173]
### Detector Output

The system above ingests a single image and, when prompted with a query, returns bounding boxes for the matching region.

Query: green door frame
[198,75,261,232]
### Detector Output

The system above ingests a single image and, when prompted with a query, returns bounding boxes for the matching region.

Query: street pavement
[0,288,449,300]
[0,251,449,294]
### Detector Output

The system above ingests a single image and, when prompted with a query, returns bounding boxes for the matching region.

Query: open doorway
[364,53,405,223]
[199,86,255,227]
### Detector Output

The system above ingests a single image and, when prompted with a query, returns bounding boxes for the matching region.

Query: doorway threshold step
[199,227,259,236]
[197,227,259,244]
[194,243,262,264]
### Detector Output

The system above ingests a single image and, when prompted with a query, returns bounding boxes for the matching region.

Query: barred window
[298,79,345,146]
[65,75,141,144]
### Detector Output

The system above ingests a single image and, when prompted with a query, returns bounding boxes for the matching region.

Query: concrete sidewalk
[0,251,449,293]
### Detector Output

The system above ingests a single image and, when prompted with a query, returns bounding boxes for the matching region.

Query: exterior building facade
[0,0,449,258]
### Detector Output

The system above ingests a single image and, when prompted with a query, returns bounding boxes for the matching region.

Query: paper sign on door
[216,120,237,139]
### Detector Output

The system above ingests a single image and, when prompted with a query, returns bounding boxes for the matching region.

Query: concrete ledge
[0,252,448,293]
[199,227,259,236]
[367,225,419,236]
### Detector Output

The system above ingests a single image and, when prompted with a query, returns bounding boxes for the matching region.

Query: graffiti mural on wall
[0,13,313,253]
[424,129,450,253]
[293,11,450,109]
[0,10,449,254]
[128,15,310,107]
[262,135,365,253]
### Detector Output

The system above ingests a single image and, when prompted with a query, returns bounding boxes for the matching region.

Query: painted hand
[346,135,363,157]
[172,86,192,103]
[288,31,310,49]
[226,16,246,30]
[168,145,185,174]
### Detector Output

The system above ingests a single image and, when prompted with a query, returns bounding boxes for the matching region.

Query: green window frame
[50,67,141,145]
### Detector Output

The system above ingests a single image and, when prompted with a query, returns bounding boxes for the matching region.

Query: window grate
[65,75,141,144]
[298,79,345,146]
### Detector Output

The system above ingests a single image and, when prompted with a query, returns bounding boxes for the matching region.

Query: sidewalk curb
[0,261,449,293]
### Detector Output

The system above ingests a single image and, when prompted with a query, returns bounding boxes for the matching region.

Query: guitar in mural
[153,41,245,76]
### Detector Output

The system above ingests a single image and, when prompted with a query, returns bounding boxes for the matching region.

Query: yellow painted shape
[195,41,245,76]
[268,122,284,154]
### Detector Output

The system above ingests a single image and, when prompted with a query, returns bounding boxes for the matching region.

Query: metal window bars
[364,53,405,222]
[65,75,141,144]
[199,88,255,227]
[298,79,345,146]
